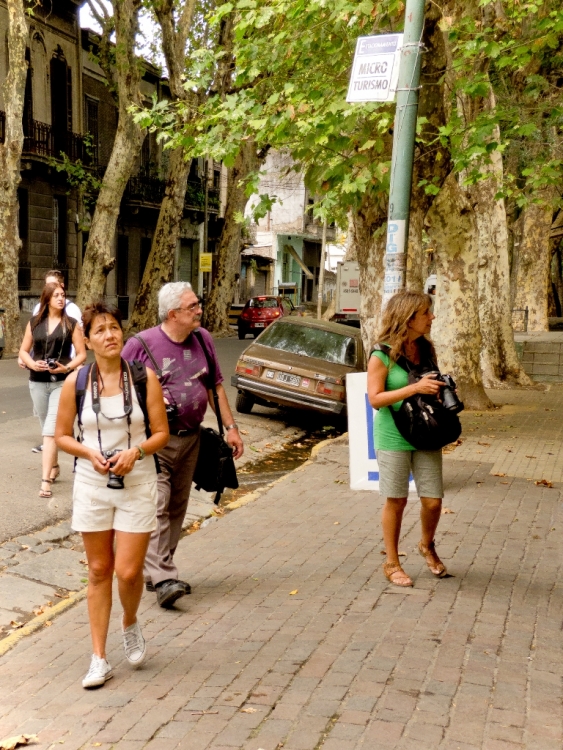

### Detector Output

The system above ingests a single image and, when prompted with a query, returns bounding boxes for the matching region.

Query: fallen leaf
[442,508,455,514]
[21,545,29,550]
[493,473,506,477]
[79,559,87,565]
[0,735,38,750]
[294,443,304,448]
[44,621,52,627]
[264,443,272,448]
[500,481,509,485]
[33,608,45,616]
[240,707,258,714]
[478,442,490,446]
[66,572,72,576]
[289,590,298,595]
[92,744,102,747]
[535,479,553,488]
[333,521,340,525]
[239,429,249,435]
[10,621,23,629]
[398,551,407,557]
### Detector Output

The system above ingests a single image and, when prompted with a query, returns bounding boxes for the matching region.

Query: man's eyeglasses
[175,302,201,314]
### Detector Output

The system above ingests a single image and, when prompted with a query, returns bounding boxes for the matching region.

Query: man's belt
[169,427,198,437]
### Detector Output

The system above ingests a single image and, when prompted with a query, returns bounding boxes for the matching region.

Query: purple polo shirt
[122,325,223,431]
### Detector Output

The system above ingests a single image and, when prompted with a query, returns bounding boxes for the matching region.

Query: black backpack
[75,360,160,472]
[373,343,462,451]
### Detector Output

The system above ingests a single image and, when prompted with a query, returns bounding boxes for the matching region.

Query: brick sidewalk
[0,389,562,750]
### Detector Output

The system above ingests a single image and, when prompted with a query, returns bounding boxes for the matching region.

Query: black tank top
[29,317,76,383]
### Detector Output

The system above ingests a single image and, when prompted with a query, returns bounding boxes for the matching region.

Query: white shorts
[72,479,158,533]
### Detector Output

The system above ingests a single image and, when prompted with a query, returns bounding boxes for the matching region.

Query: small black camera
[165,402,178,422]
[46,358,58,369]
[102,449,125,490]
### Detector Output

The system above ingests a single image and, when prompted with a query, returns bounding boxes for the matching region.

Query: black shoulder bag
[192,330,239,504]
[373,343,462,451]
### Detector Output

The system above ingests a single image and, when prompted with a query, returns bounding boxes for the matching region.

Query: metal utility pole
[382,0,425,308]
[317,219,328,319]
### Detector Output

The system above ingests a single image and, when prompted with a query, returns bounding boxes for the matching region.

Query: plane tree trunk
[0,0,27,353]
[511,197,554,332]
[426,173,493,410]
[76,0,145,308]
[202,140,262,335]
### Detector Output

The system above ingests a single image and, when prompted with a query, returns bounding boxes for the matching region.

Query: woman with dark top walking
[367,290,447,588]
[19,282,86,498]
[55,302,169,688]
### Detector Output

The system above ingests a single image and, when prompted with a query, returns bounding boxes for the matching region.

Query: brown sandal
[418,541,447,577]
[39,479,53,498]
[383,562,413,588]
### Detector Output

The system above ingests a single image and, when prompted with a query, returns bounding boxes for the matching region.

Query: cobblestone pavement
[0,387,562,750]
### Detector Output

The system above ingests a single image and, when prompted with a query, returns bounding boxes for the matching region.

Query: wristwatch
[136,445,146,461]
[225,423,238,431]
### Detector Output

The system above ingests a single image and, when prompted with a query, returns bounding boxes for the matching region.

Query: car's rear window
[248,298,278,309]
[258,322,357,366]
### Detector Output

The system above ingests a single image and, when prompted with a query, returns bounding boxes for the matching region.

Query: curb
[225,433,348,511]
[0,587,87,658]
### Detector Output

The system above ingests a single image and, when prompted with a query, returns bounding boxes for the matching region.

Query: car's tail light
[316,381,345,400]
[240,310,251,320]
[272,310,280,317]
[236,362,262,377]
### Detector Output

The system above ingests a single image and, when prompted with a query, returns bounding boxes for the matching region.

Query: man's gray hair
[158,282,193,322]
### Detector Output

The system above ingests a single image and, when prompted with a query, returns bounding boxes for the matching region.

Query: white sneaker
[82,654,113,689]
[122,617,146,666]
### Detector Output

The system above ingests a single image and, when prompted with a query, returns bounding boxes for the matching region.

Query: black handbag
[373,343,462,451]
[192,330,239,504]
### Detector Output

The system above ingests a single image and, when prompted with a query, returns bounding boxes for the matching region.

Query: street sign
[199,252,213,273]
[346,34,404,103]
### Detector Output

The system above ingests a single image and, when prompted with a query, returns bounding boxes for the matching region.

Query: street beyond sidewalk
[0,385,562,750]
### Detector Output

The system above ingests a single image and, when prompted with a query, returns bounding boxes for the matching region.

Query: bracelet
[225,423,238,431]
[136,445,146,461]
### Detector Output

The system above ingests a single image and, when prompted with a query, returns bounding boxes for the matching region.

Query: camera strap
[91,358,132,454]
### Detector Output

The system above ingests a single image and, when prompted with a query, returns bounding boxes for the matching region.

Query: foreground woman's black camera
[421,371,464,414]
[102,449,125,489]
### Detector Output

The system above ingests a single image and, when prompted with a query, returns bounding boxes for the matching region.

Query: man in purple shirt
[122,282,244,608]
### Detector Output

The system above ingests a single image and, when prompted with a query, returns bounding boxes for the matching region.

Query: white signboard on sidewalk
[346,34,404,103]
[346,371,415,493]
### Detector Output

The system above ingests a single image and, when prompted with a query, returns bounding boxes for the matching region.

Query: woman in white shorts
[368,290,447,588]
[56,302,169,689]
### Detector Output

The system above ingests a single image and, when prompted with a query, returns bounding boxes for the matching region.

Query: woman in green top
[368,290,447,588]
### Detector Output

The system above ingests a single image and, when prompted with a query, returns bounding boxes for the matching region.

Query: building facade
[0,0,221,319]
[243,150,336,305]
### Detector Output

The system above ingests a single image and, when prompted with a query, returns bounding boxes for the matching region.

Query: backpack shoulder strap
[134,334,162,377]
[127,358,161,474]
[75,363,93,430]
[371,342,412,374]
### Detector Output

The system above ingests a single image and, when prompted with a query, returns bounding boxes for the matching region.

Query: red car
[237,296,295,339]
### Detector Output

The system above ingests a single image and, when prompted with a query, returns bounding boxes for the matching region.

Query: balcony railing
[0,111,90,163]
[123,172,220,211]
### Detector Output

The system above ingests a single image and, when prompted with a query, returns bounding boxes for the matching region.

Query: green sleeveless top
[371,349,415,451]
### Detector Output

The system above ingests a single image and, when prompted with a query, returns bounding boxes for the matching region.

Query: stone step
[514,337,563,381]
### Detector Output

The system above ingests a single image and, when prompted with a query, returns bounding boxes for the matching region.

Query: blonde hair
[376,289,436,364]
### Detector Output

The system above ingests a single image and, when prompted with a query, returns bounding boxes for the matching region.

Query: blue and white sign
[346,371,415,492]
[347,33,404,103]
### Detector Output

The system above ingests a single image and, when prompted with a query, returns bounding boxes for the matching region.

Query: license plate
[253,323,265,328]
[277,372,301,387]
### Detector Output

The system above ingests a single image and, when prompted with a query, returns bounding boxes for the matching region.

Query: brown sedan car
[231,317,365,416]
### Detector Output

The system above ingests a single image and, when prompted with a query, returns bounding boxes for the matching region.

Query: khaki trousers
[143,430,201,587]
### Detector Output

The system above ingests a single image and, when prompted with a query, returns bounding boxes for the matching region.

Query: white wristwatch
[225,423,238,431]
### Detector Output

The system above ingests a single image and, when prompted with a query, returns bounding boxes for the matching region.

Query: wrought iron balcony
[123,172,220,212]
[0,111,91,163]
